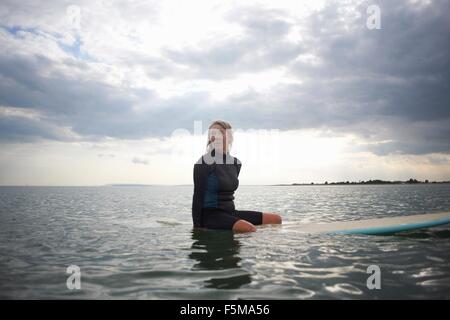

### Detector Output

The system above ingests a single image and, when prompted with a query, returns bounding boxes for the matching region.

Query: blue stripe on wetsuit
[203,172,219,208]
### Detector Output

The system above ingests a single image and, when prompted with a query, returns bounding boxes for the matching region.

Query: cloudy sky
[0,0,449,186]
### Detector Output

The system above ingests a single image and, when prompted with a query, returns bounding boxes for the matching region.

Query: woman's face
[209,124,228,153]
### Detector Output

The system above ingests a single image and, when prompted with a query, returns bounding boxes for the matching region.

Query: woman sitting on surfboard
[192,120,282,233]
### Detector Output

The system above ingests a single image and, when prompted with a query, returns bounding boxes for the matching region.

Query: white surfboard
[284,212,450,235]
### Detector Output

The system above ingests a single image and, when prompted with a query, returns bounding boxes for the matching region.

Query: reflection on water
[189,229,252,289]
[395,229,450,239]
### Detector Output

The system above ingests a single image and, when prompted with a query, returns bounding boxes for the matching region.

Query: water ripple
[1,185,450,299]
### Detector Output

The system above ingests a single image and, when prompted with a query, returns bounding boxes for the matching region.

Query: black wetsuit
[192,148,263,230]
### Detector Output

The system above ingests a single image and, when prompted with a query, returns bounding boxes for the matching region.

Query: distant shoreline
[271,179,450,186]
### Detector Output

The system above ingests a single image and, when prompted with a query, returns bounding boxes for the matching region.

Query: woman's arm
[192,162,208,228]
[235,157,242,176]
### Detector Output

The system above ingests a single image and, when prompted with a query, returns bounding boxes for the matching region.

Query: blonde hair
[206,120,233,152]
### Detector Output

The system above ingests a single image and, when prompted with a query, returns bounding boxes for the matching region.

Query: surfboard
[284,212,450,235]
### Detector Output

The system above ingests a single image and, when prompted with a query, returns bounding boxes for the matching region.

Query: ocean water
[0,184,449,299]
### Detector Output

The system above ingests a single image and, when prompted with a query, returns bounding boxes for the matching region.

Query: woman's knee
[232,219,257,233]
[262,213,282,224]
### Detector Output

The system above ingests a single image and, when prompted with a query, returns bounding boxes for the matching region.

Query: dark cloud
[290,0,450,122]
[286,0,450,154]
[0,113,71,142]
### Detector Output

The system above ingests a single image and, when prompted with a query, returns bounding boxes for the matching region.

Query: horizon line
[2,180,450,187]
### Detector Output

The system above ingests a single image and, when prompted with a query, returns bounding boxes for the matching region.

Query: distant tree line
[284,178,450,186]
